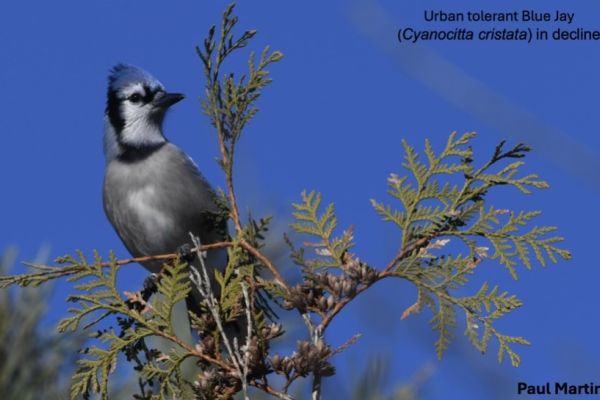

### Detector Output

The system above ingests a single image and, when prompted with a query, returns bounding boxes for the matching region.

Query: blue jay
[102,64,229,332]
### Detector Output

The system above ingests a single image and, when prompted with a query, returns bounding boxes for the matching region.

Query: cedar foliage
[0,4,570,399]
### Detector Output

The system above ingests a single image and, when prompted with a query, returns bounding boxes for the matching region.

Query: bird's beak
[153,92,185,109]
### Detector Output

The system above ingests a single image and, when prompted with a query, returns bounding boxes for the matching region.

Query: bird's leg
[177,243,197,263]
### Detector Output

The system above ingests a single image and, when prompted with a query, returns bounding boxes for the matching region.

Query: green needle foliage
[197,3,282,234]
[286,131,569,368]
[368,132,570,364]
[0,3,571,399]
[60,252,196,399]
[290,191,355,271]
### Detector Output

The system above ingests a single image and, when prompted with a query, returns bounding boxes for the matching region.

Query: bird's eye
[128,93,142,103]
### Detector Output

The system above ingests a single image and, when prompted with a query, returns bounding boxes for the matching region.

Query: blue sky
[1,0,599,398]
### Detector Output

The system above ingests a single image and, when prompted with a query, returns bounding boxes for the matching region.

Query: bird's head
[104,64,184,159]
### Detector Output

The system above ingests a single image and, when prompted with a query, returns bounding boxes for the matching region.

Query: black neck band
[116,141,166,163]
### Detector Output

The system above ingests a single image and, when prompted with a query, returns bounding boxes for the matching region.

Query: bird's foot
[177,243,196,263]
[141,273,159,302]
[125,273,159,312]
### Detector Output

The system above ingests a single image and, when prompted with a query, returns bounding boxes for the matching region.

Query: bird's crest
[107,63,164,93]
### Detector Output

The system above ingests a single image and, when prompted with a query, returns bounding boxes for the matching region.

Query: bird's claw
[141,273,159,301]
[177,243,196,263]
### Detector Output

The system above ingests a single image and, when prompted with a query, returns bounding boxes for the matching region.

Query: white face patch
[126,185,173,233]
[120,82,146,98]
[118,83,165,147]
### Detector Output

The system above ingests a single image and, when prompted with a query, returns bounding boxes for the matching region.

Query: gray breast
[103,143,227,272]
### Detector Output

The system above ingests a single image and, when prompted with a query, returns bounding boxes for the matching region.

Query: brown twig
[214,120,243,235]
[101,242,231,267]
[320,284,371,331]
[111,238,290,292]
[281,372,300,395]
[252,381,296,400]
[382,236,431,274]
[227,182,243,234]
[319,268,404,330]
[239,239,291,292]
[332,333,362,355]
[120,306,233,373]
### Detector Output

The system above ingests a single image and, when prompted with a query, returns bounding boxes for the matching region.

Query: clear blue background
[1,0,598,398]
